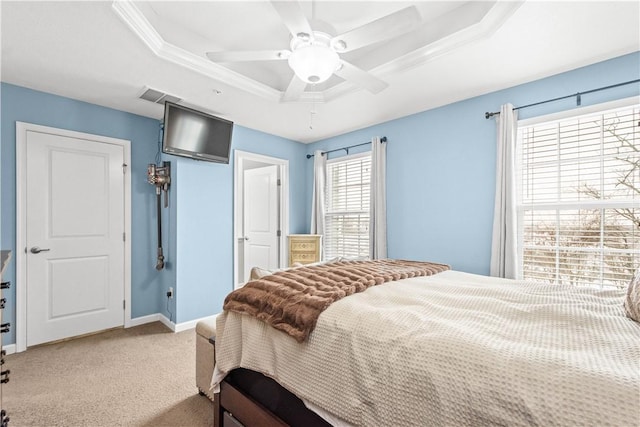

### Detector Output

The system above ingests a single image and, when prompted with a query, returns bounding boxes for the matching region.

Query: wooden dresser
[1,250,12,427]
[288,234,321,267]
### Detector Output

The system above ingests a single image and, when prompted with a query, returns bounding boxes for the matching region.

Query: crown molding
[112,0,522,105]
[323,1,524,102]
[112,0,281,102]
[381,1,524,75]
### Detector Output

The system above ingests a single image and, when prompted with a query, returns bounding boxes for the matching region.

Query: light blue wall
[2,52,638,341]
[306,52,640,275]
[0,83,307,340]
[168,125,306,323]
[0,83,163,344]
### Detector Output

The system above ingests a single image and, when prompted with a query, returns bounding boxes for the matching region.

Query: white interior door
[243,165,279,281]
[25,129,125,347]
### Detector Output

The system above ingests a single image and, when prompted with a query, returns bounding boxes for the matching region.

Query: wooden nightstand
[288,234,321,266]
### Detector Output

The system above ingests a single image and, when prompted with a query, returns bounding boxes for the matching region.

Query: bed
[210,260,640,427]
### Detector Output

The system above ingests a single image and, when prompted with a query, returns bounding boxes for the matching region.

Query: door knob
[30,246,50,254]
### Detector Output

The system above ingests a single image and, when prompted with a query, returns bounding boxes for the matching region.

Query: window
[324,152,371,259]
[517,103,639,288]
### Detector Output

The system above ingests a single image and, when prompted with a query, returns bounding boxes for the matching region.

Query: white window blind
[324,152,371,259]
[517,104,639,288]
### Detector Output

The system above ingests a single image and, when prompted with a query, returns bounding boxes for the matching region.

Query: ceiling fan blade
[206,50,290,63]
[281,75,307,102]
[331,6,420,53]
[334,61,388,94]
[270,1,313,38]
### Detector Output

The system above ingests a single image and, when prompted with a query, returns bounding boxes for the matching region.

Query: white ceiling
[2,1,639,143]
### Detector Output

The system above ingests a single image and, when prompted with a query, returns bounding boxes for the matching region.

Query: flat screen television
[162,101,233,164]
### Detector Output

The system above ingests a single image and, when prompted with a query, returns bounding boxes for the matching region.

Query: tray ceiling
[1,1,639,143]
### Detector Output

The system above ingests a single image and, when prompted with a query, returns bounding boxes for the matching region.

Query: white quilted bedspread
[212,271,640,427]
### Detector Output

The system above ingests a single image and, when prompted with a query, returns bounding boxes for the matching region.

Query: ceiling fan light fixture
[288,45,339,83]
[288,32,339,84]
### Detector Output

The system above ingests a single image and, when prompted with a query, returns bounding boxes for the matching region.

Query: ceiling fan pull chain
[309,108,316,130]
[309,88,317,130]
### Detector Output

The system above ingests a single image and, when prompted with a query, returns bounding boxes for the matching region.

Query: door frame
[15,122,132,353]
[233,150,289,289]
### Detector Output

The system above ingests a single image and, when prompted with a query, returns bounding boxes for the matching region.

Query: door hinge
[123,232,126,242]
[277,178,281,186]
[122,163,128,174]
[277,230,281,237]
[123,300,126,310]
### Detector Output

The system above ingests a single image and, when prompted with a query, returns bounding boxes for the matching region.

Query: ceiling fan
[206,1,421,101]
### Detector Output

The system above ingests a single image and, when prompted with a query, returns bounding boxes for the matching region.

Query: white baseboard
[157,313,175,331]
[2,344,16,355]
[174,314,218,333]
[128,313,163,328]
[128,313,219,333]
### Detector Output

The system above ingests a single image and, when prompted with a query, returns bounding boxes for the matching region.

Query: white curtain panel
[310,150,326,236]
[490,103,519,279]
[369,137,387,259]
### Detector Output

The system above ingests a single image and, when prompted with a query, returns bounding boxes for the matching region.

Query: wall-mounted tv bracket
[147,162,171,270]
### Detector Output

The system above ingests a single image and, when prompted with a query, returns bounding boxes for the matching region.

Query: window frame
[515,96,639,288]
[323,151,372,260]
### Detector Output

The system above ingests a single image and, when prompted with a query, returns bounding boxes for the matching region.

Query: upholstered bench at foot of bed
[196,316,217,401]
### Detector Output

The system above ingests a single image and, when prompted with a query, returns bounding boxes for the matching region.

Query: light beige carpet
[3,322,214,427]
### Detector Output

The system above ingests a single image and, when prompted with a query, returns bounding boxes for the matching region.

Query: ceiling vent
[139,87,182,105]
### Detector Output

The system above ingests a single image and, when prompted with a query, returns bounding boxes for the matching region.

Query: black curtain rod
[306,136,387,159]
[484,79,640,119]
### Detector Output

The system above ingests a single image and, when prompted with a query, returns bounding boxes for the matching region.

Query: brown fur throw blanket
[223,259,450,342]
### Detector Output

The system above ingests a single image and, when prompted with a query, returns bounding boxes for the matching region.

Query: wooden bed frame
[214,380,287,427]
[213,369,332,427]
